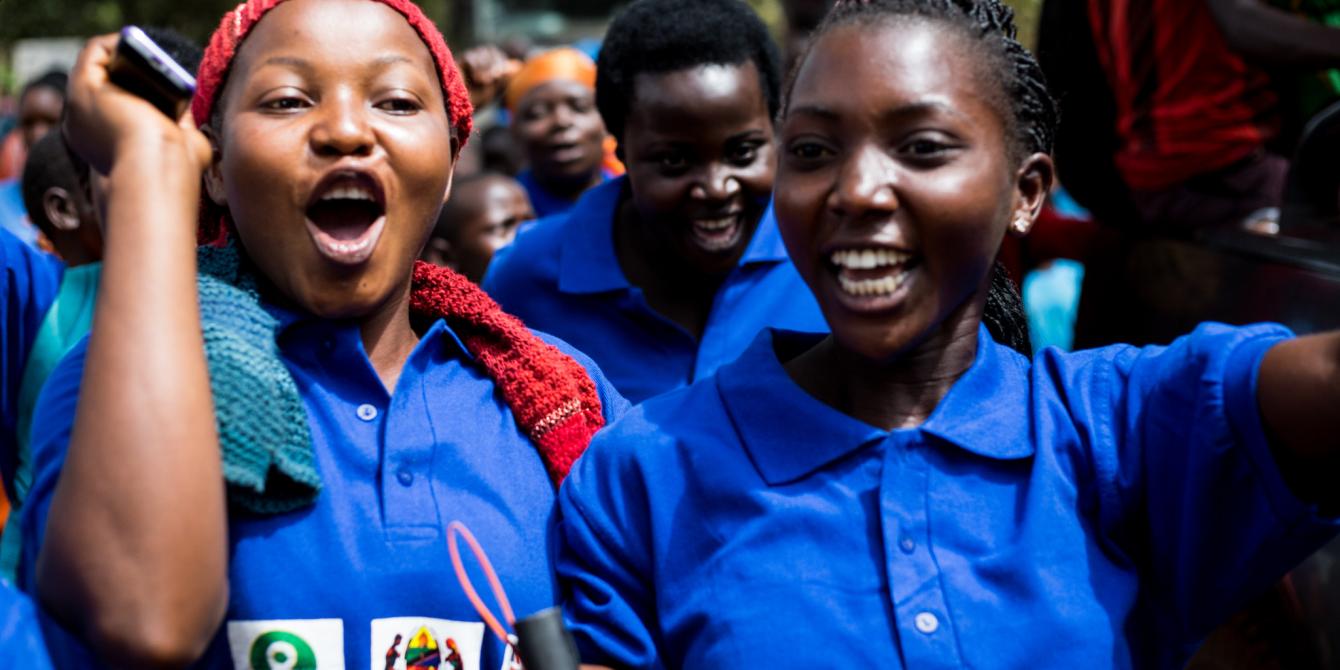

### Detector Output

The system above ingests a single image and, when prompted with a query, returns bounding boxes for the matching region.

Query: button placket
[879,438,963,667]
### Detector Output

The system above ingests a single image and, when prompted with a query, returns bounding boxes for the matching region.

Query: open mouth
[827,247,917,306]
[689,211,745,253]
[545,141,587,166]
[304,171,387,266]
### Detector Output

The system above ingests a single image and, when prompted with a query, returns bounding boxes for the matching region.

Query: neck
[358,281,421,393]
[534,168,603,201]
[786,298,985,431]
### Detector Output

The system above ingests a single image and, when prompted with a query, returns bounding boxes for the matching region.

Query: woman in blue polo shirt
[22,1,624,668]
[556,1,1340,667]
[483,0,827,404]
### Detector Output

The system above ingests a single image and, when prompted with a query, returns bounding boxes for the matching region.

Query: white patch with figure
[227,618,345,669]
[371,617,485,670]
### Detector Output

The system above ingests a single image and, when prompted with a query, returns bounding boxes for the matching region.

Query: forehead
[518,79,593,107]
[789,19,1001,129]
[20,87,63,115]
[629,63,768,131]
[233,0,438,83]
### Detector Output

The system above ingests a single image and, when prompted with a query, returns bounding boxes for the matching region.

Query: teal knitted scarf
[197,241,320,514]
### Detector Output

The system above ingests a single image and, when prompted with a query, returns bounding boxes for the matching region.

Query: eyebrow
[258,54,416,72]
[788,100,963,123]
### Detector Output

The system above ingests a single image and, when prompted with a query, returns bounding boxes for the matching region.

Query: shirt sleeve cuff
[1224,329,1336,529]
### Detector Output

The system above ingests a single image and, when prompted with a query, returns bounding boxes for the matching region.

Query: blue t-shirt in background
[0,227,61,498]
[0,180,40,248]
[0,580,51,670]
[484,177,827,404]
[24,307,628,670]
[557,322,1340,669]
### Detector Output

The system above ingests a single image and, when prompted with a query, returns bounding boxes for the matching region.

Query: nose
[830,144,897,220]
[690,164,741,202]
[550,102,575,130]
[310,93,374,157]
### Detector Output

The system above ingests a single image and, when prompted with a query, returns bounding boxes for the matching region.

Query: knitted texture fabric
[197,243,320,514]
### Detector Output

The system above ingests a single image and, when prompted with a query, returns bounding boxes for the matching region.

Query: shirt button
[914,611,939,634]
[356,404,378,421]
[899,534,915,554]
[396,469,414,487]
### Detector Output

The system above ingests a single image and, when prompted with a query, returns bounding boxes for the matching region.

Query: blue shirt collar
[558,176,791,295]
[718,325,1034,486]
[264,300,474,362]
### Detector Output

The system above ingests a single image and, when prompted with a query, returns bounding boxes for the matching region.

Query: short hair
[21,131,86,233]
[140,26,205,76]
[19,70,68,105]
[596,0,782,141]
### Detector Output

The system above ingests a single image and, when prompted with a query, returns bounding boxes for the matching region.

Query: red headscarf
[193,0,603,485]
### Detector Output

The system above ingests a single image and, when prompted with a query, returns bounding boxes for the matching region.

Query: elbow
[82,592,228,669]
[37,557,228,668]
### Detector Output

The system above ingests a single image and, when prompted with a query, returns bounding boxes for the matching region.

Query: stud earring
[1011,216,1030,235]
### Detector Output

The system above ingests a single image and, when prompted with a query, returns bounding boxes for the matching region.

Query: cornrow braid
[784,0,1057,356]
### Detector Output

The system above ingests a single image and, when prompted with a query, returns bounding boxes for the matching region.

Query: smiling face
[511,80,606,191]
[775,18,1050,362]
[206,0,457,320]
[622,63,775,276]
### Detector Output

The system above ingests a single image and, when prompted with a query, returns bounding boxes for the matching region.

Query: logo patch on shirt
[227,618,345,669]
[371,617,485,670]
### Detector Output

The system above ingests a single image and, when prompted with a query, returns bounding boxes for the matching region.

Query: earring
[1011,216,1030,235]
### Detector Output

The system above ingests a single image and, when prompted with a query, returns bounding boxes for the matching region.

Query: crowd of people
[0,0,1338,667]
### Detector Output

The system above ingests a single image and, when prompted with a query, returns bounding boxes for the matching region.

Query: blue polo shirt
[0,228,61,497]
[23,306,628,669]
[556,322,1340,669]
[483,178,826,404]
[0,580,51,670]
[515,169,614,220]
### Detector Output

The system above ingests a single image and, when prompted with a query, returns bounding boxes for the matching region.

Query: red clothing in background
[1087,0,1279,191]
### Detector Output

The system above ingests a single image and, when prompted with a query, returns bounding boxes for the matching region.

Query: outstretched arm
[1257,332,1340,507]
[35,35,227,668]
[1205,0,1340,69]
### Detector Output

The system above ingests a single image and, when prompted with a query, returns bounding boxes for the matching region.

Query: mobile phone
[108,25,197,119]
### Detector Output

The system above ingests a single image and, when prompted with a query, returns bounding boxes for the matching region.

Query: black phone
[107,26,197,119]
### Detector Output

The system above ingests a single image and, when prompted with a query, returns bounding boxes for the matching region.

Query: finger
[74,33,121,87]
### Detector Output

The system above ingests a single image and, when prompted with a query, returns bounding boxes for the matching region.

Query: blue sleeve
[19,337,85,593]
[0,228,62,493]
[1066,322,1340,639]
[0,580,52,670]
[555,411,665,669]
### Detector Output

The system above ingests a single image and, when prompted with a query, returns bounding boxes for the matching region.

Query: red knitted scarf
[195,0,602,484]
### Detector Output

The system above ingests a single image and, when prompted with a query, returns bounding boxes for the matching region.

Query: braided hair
[785,0,1058,355]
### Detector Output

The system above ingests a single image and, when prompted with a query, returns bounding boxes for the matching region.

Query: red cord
[448,520,518,646]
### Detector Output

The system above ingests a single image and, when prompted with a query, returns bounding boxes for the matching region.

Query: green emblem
[249,630,319,670]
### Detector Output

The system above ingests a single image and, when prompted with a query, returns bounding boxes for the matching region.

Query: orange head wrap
[503,48,596,113]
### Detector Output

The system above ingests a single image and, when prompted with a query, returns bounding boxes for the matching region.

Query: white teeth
[695,217,736,231]
[837,272,905,297]
[829,248,910,269]
[320,185,375,202]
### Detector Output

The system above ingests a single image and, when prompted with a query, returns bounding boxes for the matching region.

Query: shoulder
[532,329,631,423]
[0,226,61,294]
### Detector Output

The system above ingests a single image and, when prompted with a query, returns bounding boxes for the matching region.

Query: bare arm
[35,35,227,668]
[1256,331,1340,508]
[1205,0,1340,69]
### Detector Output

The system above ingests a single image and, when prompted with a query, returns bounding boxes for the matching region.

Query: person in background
[1087,0,1340,231]
[505,48,617,219]
[484,0,827,404]
[0,72,67,247]
[421,172,534,284]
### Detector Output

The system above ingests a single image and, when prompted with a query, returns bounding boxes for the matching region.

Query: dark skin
[614,63,775,338]
[423,174,533,283]
[19,86,64,150]
[510,80,606,200]
[1204,0,1340,69]
[41,0,458,665]
[776,18,1340,507]
[37,183,103,266]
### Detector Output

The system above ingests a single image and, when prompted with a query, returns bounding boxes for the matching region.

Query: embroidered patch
[227,618,345,669]
[371,617,485,670]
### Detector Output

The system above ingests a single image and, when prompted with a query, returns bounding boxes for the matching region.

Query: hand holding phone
[108,26,197,119]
